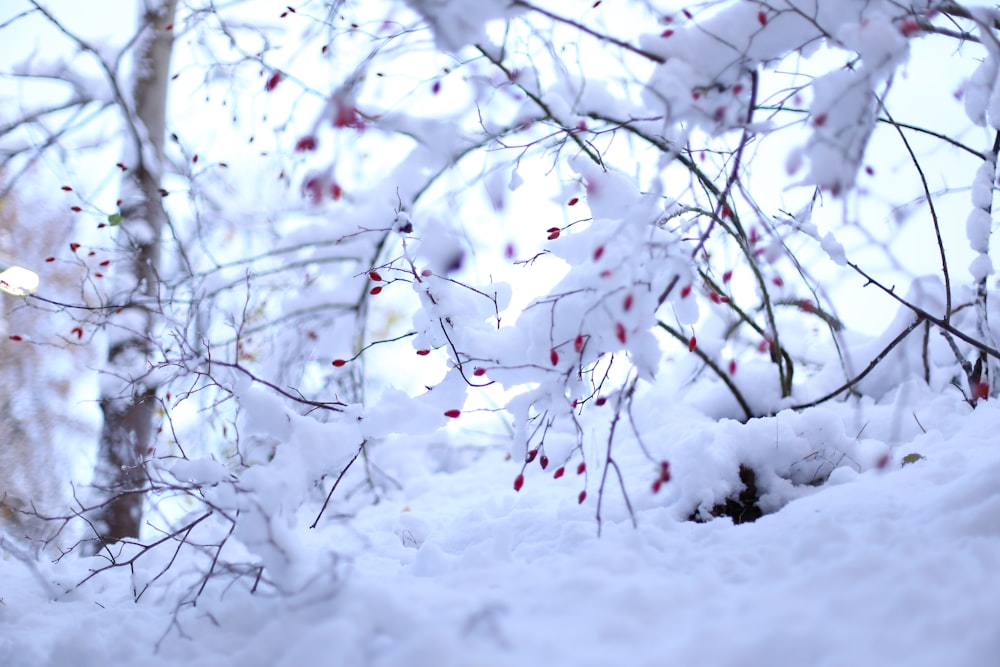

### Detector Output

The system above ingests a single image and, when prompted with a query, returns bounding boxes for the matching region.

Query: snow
[403,0,515,53]
[4,1,1000,666]
[2,387,1000,666]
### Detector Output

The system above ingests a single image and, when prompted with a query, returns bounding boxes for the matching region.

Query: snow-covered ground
[3,383,998,667]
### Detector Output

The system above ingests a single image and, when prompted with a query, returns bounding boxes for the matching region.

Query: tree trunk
[92,0,177,545]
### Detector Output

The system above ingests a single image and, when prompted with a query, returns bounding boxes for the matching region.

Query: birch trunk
[92,0,177,545]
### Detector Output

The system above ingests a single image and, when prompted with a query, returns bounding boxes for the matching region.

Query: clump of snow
[967,155,996,280]
[964,5,1000,128]
[820,231,847,266]
[403,0,516,53]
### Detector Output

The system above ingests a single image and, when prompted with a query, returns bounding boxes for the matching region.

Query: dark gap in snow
[691,464,764,525]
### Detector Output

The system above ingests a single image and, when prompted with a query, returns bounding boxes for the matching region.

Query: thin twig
[310,440,367,529]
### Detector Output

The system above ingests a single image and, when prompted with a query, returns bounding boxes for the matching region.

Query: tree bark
[93,0,177,545]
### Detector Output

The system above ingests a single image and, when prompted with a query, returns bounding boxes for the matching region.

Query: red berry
[688,336,697,352]
[473,367,486,377]
[578,490,587,504]
[623,294,633,311]
[576,462,586,475]
[553,466,565,479]
[513,474,524,492]
[444,409,461,418]
[680,284,692,298]
[416,349,431,356]
[526,449,538,463]
[369,270,383,282]
[539,455,549,470]
[550,349,559,366]
[595,397,607,406]
[757,10,767,25]
[295,136,317,152]
[70,243,81,252]
[593,245,604,261]
[369,286,382,295]
[8,335,22,341]
[574,334,584,353]
[61,185,72,191]
[616,322,627,344]
[568,197,579,206]
[265,71,282,91]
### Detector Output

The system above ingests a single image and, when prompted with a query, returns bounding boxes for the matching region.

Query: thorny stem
[789,317,923,410]
[476,46,602,165]
[510,0,665,64]
[877,96,952,322]
[211,360,347,413]
[26,1,150,176]
[756,105,985,160]
[310,440,367,528]
[595,378,638,536]
[75,511,214,592]
[850,262,1000,361]
[657,319,754,420]
[689,71,759,260]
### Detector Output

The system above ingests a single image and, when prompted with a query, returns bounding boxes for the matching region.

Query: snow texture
[2,388,1000,666]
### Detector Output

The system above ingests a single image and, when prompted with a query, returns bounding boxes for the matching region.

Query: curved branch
[790,317,923,410]
[657,319,754,420]
[849,262,1000,360]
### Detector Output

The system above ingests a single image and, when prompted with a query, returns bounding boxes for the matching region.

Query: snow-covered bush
[3,0,1000,616]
